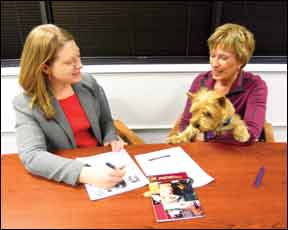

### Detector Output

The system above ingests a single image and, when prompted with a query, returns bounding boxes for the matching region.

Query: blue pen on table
[254,166,265,187]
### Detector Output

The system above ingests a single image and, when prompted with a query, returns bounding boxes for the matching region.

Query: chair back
[259,121,275,142]
[113,120,145,145]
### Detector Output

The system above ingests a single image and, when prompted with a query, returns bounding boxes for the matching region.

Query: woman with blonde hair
[13,24,126,187]
[168,23,267,145]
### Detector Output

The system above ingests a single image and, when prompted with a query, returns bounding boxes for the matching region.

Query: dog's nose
[194,123,200,129]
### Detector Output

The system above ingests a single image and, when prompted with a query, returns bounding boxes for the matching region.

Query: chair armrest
[263,121,275,142]
[113,120,145,145]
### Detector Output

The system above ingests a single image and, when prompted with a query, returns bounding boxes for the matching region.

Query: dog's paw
[166,134,187,144]
[233,126,250,142]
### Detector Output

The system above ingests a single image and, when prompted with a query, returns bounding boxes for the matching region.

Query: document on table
[76,149,149,200]
[135,146,214,188]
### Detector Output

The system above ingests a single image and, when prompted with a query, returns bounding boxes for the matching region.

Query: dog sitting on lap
[167,88,250,144]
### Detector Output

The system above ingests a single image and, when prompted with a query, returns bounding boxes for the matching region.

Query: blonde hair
[19,24,75,119]
[207,23,255,68]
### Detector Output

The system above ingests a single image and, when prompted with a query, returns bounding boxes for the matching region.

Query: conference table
[1,142,287,229]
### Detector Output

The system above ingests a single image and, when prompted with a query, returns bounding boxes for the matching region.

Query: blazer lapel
[51,97,77,148]
[72,84,102,144]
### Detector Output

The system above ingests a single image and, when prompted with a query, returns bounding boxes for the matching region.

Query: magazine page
[148,172,205,222]
[76,149,149,200]
[135,146,214,188]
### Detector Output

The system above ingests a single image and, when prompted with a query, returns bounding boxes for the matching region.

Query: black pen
[106,162,117,169]
[148,154,171,161]
[105,162,127,188]
[105,162,126,170]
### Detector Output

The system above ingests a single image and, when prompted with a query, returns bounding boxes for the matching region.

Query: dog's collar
[222,117,232,126]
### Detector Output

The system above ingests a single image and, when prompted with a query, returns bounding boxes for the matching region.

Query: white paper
[76,149,149,200]
[135,146,214,188]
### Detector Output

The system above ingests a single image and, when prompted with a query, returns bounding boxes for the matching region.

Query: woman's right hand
[78,164,126,189]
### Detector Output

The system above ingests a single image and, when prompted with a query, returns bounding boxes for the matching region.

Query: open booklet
[76,149,149,200]
[147,172,205,222]
[135,146,214,188]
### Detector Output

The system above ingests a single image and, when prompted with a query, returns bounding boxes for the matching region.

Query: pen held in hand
[105,162,125,170]
[254,166,265,187]
[105,162,127,188]
[106,162,116,169]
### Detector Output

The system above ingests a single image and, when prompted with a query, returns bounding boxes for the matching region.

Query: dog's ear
[217,97,226,107]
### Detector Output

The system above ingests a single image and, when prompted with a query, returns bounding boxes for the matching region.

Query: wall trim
[1,63,287,77]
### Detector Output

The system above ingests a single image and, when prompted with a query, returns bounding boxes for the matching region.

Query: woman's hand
[195,133,205,141]
[104,139,127,152]
[78,164,126,189]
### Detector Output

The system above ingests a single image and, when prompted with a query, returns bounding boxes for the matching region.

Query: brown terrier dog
[167,88,250,143]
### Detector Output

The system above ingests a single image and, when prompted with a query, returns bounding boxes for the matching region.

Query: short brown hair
[207,23,255,68]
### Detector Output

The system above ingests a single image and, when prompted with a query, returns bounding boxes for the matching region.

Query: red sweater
[59,94,98,148]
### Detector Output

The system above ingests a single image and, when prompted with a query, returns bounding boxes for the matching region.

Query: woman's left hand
[104,139,127,152]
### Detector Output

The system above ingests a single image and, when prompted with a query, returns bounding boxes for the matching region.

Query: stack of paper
[135,146,214,188]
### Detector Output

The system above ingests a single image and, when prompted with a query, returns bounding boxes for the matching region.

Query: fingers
[104,140,124,152]
[116,164,126,170]
[108,166,126,178]
[110,140,126,152]
[107,167,126,188]
[111,141,121,152]
[108,175,124,184]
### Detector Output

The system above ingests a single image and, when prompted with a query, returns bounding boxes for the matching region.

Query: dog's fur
[167,88,250,143]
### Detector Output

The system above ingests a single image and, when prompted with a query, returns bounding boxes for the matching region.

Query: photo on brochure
[148,172,205,222]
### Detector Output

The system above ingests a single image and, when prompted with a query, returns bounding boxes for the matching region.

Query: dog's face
[188,88,235,132]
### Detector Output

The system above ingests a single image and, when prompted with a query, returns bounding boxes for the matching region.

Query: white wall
[1,64,287,154]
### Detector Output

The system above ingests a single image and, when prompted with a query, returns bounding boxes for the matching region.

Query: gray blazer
[13,73,118,186]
